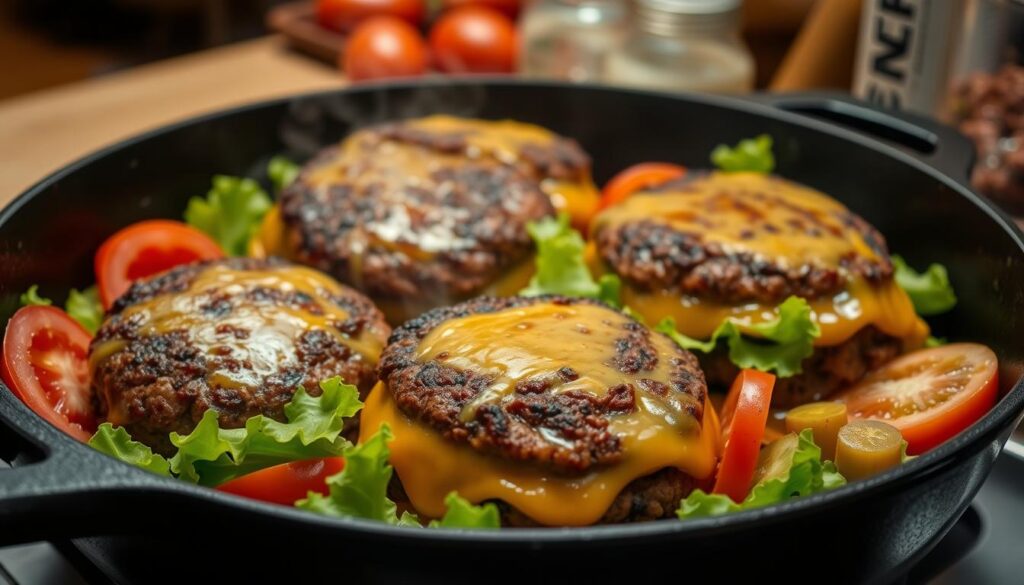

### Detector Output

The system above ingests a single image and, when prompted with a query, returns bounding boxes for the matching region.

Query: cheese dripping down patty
[362,301,720,526]
[590,172,929,348]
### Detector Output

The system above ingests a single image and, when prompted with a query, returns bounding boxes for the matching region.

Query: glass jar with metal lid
[519,0,630,82]
[604,0,755,93]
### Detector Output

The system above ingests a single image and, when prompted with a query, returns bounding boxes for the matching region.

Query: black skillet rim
[2,78,1023,545]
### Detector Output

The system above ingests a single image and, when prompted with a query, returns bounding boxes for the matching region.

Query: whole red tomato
[442,0,521,18]
[316,0,426,32]
[343,16,429,81]
[429,6,517,74]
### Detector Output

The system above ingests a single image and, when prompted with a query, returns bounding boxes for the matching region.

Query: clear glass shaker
[604,0,754,93]
[519,0,629,82]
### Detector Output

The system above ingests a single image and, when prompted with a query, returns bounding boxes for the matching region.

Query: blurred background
[0,0,861,100]
[0,0,280,99]
[0,0,1021,205]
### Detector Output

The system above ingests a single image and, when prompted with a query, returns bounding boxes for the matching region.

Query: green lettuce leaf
[184,175,272,256]
[925,336,946,348]
[892,255,957,316]
[169,377,361,486]
[678,429,845,520]
[268,156,300,194]
[19,284,104,334]
[711,135,775,173]
[296,423,420,526]
[429,492,501,529]
[520,213,622,307]
[656,296,820,377]
[89,423,171,476]
[596,274,623,308]
[521,213,601,298]
[622,305,646,324]
[65,286,103,335]
[19,285,52,306]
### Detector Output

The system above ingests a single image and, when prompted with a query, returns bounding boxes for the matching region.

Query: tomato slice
[835,343,998,455]
[1,306,95,441]
[95,220,224,309]
[713,369,776,503]
[598,163,686,210]
[217,457,346,505]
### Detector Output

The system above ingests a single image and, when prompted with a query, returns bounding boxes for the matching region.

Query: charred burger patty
[90,257,390,453]
[368,295,716,526]
[277,116,598,324]
[591,171,926,406]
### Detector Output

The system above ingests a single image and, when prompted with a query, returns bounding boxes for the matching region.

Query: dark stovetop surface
[3,445,1024,585]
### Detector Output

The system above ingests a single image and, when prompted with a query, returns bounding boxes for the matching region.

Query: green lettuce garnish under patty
[429,492,502,529]
[892,255,957,316]
[520,213,621,308]
[656,296,821,378]
[183,156,300,256]
[64,286,104,335]
[87,376,497,529]
[184,175,272,257]
[19,284,104,335]
[268,155,301,195]
[296,423,421,526]
[296,423,500,529]
[711,134,775,173]
[169,377,362,486]
[89,424,171,476]
[90,377,359,486]
[19,285,51,307]
[678,429,845,519]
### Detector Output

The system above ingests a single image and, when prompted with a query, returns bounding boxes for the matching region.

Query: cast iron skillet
[1,81,1023,584]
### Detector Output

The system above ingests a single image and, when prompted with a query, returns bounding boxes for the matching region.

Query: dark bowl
[1,80,1023,584]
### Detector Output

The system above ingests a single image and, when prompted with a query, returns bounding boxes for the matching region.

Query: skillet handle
[0,390,160,545]
[751,92,976,186]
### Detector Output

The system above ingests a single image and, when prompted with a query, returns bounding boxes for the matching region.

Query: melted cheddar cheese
[247,116,594,314]
[400,116,599,228]
[593,172,883,270]
[360,302,720,526]
[90,264,386,425]
[248,204,286,259]
[306,116,597,236]
[591,172,928,348]
[621,278,927,347]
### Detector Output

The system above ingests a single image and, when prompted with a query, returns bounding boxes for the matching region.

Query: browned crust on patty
[594,174,894,304]
[374,121,592,183]
[377,295,707,474]
[278,119,592,307]
[92,257,390,454]
[700,326,903,407]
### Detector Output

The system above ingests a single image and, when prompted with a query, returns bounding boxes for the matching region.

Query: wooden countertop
[0,36,344,206]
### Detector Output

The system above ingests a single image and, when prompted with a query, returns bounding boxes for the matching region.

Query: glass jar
[604,0,754,93]
[519,0,629,82]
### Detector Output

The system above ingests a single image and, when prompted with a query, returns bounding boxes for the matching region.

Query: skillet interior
[1,80,1023,583]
